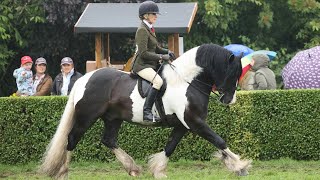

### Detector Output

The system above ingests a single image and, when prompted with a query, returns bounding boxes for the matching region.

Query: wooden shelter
[74,2,198,72]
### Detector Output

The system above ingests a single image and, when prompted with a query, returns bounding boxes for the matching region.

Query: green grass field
[1,158,319,179]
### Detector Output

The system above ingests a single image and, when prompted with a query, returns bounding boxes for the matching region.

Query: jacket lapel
[141,22,156,38]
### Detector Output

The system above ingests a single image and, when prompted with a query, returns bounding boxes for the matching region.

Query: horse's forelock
[223,55,242,90]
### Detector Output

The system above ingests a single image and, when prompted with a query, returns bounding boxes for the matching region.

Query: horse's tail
[39,84,77,177]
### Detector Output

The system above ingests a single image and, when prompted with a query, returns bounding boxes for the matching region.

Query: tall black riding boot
[143,88,161,122]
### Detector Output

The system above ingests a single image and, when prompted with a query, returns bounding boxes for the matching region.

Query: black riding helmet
[139,1,160,18]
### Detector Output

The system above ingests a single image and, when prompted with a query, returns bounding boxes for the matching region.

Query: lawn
[0,158,319,179]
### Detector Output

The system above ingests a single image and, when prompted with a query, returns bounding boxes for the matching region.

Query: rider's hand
[168,50,176,60]
[161,54,170,62]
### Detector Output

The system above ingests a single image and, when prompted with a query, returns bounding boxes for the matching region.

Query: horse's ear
[228,54,235,63]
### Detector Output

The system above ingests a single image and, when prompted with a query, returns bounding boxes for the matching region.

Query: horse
[39,44,251,179]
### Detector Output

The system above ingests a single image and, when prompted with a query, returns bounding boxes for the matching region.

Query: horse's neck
[163,47,203,85]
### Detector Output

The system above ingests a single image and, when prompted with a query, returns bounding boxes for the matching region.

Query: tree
[185,0,319,86]
[0,0,45,95]
[1,0,319,96]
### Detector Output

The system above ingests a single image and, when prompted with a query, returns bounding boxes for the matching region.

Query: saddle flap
[137,77,166,98]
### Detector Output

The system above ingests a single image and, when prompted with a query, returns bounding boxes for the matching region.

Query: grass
[0,158,319,179]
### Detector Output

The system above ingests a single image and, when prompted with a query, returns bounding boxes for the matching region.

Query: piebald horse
[40,44,251,179]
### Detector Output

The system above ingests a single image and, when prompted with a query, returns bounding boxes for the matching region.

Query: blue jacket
[13,67,34,95]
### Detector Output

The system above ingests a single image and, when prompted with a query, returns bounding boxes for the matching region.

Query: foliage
[0,0,45,95]
[1,0,319,96]
[184,0,320,89]
[0,90,319,164]
[287,0,320,48]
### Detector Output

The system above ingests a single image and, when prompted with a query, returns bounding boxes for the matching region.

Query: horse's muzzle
[219,92,237,105]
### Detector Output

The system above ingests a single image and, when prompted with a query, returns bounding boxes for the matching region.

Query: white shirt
[33,74,45,94]
[61,68,74,96]
[143,20,153,30]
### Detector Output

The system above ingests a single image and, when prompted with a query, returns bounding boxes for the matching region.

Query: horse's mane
[195,44,232,75]
[162,44,241,88]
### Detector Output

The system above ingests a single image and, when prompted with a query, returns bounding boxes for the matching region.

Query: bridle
[164,62,225,101]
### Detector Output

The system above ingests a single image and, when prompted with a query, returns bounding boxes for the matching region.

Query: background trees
[0,0,319,96]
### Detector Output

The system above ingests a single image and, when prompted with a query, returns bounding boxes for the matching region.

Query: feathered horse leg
[101,119,141,176]
[188,119,252,176]
[148,127,187,179]
[215,148,252,176]
[113,148,142,176]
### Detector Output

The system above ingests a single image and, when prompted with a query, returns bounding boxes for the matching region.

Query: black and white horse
[40,44,251,179]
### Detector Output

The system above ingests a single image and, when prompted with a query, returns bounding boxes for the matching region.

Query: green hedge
[0,90,319,164]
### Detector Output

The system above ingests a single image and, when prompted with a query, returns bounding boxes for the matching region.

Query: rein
[166,62,221,100]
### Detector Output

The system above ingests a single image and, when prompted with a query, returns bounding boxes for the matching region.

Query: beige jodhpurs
[137,68,163,90]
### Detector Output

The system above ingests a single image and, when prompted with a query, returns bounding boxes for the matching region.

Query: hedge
[0,90,319,164]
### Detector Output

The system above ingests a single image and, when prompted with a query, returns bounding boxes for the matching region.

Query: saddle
[130,66,167,123]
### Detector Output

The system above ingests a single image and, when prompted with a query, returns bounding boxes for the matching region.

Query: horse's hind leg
[101,118,141,176]
[54,151,71,180]
[54,109,101,179]
[148,127,187,178]
[188,119,252,176]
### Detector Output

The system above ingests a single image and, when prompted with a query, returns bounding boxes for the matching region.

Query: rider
[132,1,174,122]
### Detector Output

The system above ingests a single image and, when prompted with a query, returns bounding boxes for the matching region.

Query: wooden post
[168,35,174,53]
[168,33,180,57]
[95,33,102,68]
[105,33,110,66]
[173,33,179,57]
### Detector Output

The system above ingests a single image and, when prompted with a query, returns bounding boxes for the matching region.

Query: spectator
[251,54,277,90]
[52,57,82,96]
[239,67,255,90]
[13,56,34,96]
[32,57,53,96]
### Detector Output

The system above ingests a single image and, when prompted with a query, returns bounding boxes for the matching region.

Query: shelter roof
[74,3,197,34]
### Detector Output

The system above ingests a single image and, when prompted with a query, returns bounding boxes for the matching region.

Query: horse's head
[215,53,243,105]
[193,44,242,105]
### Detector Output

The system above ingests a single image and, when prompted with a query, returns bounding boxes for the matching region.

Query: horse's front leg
[188,118,252,176]
[101,119,141,177]
[149,126,187,179]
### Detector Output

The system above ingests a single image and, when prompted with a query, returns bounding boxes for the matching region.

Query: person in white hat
[52,57,83,96]
[32,57,53,96]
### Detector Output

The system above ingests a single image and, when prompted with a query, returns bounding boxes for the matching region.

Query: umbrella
[282,46,320,89]
[224,44,254,56]
[241,50,277,68]
[240,50,277,80]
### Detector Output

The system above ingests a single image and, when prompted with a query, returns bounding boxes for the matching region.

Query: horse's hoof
[154,172,167,179]
[236,169,248,176]
[129,170,140,177]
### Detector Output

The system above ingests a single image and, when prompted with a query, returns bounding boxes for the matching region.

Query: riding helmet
[139,1,160,18]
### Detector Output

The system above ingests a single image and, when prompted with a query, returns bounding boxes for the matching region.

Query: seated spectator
[52,57,83,95]
[32,57,53,96]
[13,56,34,96]
[251,54,277,90]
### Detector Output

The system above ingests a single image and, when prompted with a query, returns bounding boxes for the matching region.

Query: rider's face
[146,13,157,24]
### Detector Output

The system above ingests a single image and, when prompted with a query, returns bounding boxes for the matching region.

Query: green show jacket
[132,22,168,73]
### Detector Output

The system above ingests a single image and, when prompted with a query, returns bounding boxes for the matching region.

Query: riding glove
[168,50,176,60]
[161,54,171,62]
